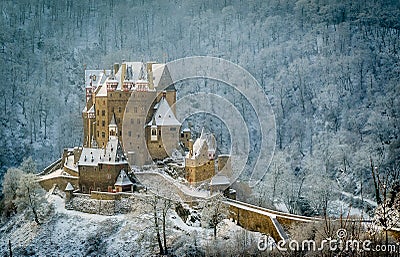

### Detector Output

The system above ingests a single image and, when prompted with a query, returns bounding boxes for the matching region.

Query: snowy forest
[0,0,399,217]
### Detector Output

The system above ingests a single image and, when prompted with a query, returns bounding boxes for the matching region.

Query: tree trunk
[8,240,12,257]
[162,213,167,254]
[153,202,164,255]
[370,157,381,204]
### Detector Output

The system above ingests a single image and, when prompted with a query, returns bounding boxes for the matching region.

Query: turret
[109,113,118,139]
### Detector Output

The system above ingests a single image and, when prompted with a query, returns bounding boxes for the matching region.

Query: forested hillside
[0,0,399,214]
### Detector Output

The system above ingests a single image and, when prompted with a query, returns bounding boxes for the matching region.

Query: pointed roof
[109,113,117,126]
[65,182,74,191]
[147,97,181,126]
[88,105,95,114]
[114,170,133,186]
[189,128,217,159]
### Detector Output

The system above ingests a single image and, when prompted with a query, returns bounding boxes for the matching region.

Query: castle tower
[185,128,216,184]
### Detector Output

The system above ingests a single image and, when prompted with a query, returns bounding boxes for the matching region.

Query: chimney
[147,62,155,89]
[121,63,126,85]
[113,63,120,75]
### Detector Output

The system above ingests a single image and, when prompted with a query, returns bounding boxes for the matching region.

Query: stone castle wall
[68,192,145,215]
[39,176,79,192]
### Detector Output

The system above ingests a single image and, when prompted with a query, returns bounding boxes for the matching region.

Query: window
[152,130,157,136]
[97,110,99,116]
[118,107,121,113]
[134,107,138,113]
[137,119,140,124]
[181,133,184,138]
[170,127,176,131]
[102,120,105,126]
[131,119,134,124]
[97,131,99,137]
[158,130,161,136]
[102,132,105,138]
[102,110,105,116]
[119,131,122,136]
[119,93,122,98]
[128,131,132,137]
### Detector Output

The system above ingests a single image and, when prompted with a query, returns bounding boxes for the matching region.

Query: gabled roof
[147,97,181,127]
[152,64,173,90]
[109,113,117,126]
[188,128,216,159]
[88,105,95,114]
[114,170,133,186]
[85,70,110,89]
[65,182,74,191]
[78,137,128,166]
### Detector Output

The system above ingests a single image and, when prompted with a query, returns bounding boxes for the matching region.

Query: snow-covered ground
[0,194,262,256]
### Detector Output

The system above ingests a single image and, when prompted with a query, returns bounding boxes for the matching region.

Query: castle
[82,62,179,166]
[39,61,231,196]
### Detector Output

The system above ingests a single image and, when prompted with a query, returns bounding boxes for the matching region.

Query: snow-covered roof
[114,170,133,186]
[78,137,128,166]
[88,105,95,113]
[182,127,191,132]
[152,64,173,89]
[65,182,74,191]
[189,128,216,159]
[109,113,117,126]
[85,70,110,89]
[147,97,181,127]
[210,175,230,186]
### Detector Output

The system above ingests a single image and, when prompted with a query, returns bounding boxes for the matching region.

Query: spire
[91,136,98,148]
[110,112,117,126]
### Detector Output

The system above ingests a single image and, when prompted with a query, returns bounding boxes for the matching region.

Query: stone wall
[228,204,282,242]
[78,162,129,193]
[185,159,215,183]
[39,176,79,192]
[69,192,144,215]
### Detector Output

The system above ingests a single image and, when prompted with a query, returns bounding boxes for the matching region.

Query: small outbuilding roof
[65,182,74,191]
[114,170,133,186]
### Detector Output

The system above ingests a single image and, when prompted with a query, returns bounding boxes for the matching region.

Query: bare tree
[201,194,228,238]
[14,173,50,224]
[2,168,23,215]
[147,193,173,255]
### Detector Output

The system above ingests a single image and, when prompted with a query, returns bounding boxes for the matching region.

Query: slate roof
[78,137,128,166]
[114,170,133,186]
[147,97,181,127]
[65,182,74,191]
